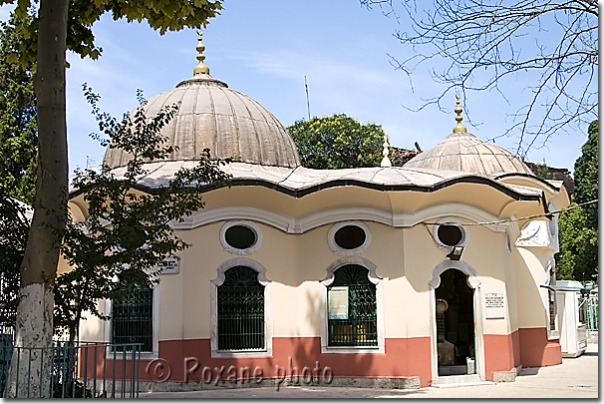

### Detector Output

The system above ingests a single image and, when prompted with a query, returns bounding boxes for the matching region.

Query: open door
[435,269,476,376]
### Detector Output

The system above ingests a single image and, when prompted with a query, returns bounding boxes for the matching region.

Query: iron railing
[581,293,598,331]
[0,333,13,398]
[0,340,141,398]
[217,267,265,350]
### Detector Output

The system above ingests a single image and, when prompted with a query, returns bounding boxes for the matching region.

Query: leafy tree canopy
[0,13,37,205]
[556,204,597,283]
[0,198,29,330]
[2,0,223,64]
[0,13,37,331]
[556,119,598,283]
[573,120,598,229]
[288,114,386,169]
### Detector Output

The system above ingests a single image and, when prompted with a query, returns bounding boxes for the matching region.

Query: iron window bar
[217,267,265,351]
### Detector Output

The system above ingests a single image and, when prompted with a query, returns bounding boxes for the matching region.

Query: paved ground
[139,344,598,399]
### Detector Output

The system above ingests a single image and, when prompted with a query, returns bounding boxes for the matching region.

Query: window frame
[432,217,470,250]
[210,258,272,358]
[104,283,160,359]
[328,221,371,256]
[219,220,263,255]
[327,266,378,347]
[320,257,385,354]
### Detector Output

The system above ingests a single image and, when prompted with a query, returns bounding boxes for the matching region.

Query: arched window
[327,265,377,347]
[112,283,153,352]
[217,266,265,350]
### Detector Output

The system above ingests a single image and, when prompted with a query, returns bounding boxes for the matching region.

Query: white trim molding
[170,203,512,234]
[219,220,263,255]
[327,221,372,256]
[210,258,273,358]
[428,260,486,383]
[319,257,385,354]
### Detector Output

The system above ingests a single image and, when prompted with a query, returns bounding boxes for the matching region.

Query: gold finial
[193,30,210,75]
[453,95,467,133]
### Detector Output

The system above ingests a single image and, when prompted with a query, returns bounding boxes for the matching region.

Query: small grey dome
[103,73,301,169]
[404,131,534,176]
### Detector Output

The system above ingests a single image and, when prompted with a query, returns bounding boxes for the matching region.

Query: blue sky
[1,1,596,174]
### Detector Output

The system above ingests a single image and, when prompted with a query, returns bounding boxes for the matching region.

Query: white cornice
[170,203,511,234]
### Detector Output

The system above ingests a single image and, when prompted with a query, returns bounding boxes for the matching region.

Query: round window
[328,221,371,255]
[437,225,463,246]
[225,225,257,250]
[334,225,366,250]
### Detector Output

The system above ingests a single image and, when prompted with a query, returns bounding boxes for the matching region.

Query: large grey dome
[103,73,301,169]
[404,131,534,176]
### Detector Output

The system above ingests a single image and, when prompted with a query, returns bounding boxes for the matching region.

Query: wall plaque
[328,286,349,320]
[485,292,505,319]
[157,257,179,274]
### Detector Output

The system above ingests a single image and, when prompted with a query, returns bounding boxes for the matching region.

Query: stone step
[432,374,495,388]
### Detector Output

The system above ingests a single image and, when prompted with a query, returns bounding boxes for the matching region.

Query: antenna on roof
[304,76,311,120]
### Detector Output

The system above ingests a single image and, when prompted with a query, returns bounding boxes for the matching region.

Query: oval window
[437,225,463,246]
[334,225,366,250]
[225,225,257,250]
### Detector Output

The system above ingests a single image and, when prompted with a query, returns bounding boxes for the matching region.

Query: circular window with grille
[328,221,371,255]
[220,221,262,255]
[433,218,469,249]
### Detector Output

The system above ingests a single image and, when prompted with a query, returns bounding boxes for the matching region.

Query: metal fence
[584,293,598,331]
[0,339,142,398]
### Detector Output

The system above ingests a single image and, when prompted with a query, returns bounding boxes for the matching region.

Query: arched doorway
[435,269,476,376]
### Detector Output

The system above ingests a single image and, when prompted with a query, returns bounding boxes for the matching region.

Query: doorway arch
[428,260,485,382]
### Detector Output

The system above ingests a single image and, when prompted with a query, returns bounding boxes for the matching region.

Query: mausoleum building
[72,34,569,388]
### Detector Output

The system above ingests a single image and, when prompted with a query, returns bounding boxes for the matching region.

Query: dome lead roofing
[404,97,534,176]
[102,32,301,170]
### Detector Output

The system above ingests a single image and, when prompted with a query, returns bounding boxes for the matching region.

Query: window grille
[112,285,153,352]
[217,266,264,350]
[328,265,377,347]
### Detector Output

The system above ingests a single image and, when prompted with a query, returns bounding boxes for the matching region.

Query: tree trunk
[6,0,69,398]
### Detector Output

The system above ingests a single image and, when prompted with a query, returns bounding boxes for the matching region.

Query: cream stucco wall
[78,182,557,346]
[514,247,553,329]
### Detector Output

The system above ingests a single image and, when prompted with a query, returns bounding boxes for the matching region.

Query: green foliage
[556,120,598,283]
[0,198,29,329]
[0,14,37,205]
[288,114,386,169]
[573,120,598,229]
[556,205,598,282]
[2,0,223,66]
[0,14,37,330]
[536,160,549,180]
[53,86,231,340]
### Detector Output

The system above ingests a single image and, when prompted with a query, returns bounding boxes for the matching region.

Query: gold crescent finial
[453,95,467,133]
[193,30,210,75]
